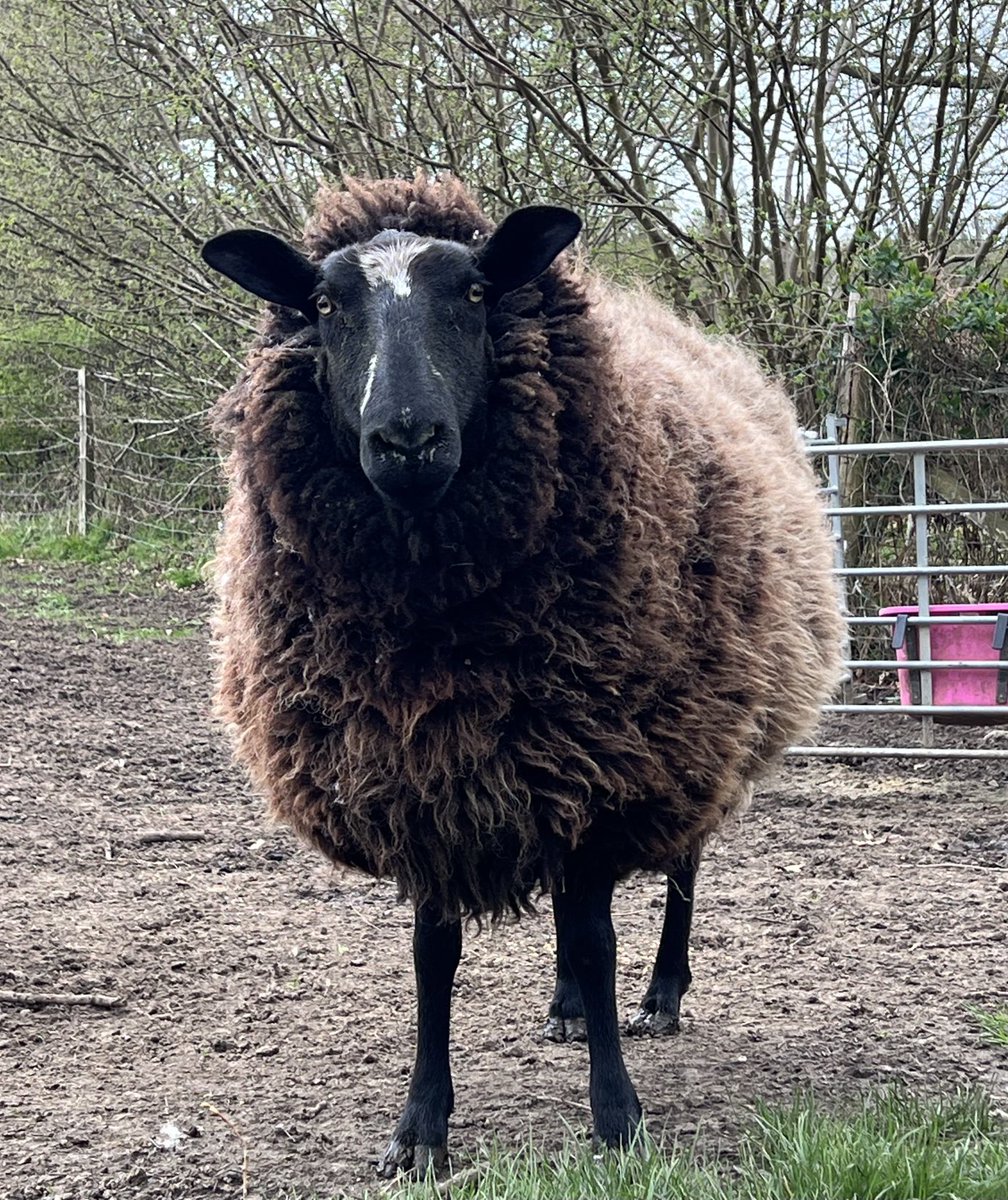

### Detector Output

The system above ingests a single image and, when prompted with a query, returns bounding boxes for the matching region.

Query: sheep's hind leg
[626,846,699,1037]
[553,867,643,1148]
[377,903,461,1178]
[543,922,587,1043]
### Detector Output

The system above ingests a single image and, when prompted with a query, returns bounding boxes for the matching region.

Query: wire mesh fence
[0,413,77,519]
[0,370,225,554]
[3,367,1007,600]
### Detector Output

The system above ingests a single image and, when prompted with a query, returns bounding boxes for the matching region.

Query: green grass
[744,1088,1007,1200]
[33,589,76,620]
[0,517,115,564]
[0,515,206,640]
[375,1089,1007,1200]
[0,514,208,584]
[106,623,201,643]
[972,1007,1008,1048]
[7,582,202,640]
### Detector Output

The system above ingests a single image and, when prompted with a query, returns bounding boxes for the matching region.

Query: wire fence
[0,370,225,553]
[0,415,76,515]
[3,370,1007,600]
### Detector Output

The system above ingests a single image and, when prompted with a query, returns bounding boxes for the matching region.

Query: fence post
[912,451,935,748]
[837,291,866,569]
[824,413,854,704]
[77,366,94,536]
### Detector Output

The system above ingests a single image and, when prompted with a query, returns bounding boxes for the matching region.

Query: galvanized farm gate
[793,424,1008,761]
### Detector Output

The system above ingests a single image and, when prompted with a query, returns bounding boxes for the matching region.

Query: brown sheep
[201,173,843,1175]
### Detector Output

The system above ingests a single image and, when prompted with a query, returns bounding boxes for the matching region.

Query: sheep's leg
[547,845,699,1042]
[377,903,461,1178]
[626,847,699,1037]
[543,920,588,1043]
[552,870,643,1148]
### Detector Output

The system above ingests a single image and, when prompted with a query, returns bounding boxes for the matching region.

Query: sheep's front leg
[627,847,699,1036]
[552,869,643,1148]
[377,902,461,1178]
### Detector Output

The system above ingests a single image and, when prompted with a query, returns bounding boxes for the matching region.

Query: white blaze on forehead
[360,352,379,415]
[358,236,434,297]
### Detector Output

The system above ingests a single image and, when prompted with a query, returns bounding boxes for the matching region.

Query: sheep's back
[583,281,843,837]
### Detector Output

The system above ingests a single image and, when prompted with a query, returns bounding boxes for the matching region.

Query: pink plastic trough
[878,602,1008,722]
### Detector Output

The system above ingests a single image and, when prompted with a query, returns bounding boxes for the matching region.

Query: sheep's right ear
[201,230,321,317]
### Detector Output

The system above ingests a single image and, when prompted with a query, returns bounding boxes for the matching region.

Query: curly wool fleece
[211,174,844,921]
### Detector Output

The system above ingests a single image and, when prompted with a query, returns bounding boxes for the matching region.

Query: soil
[1,561,1006,1200]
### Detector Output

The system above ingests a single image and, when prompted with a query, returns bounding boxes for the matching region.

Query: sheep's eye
[316,294,333,316]
[466,283,485,304]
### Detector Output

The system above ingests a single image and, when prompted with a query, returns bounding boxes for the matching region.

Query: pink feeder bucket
[878,603,1008,723]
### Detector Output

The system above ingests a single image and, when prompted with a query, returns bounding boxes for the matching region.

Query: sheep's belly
[265,709,746,920]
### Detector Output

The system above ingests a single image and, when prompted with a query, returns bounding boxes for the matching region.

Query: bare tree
[1,0,1007,417]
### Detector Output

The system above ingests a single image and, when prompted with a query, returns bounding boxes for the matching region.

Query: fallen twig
[202,1102,249,1199]
[437,1164,483,1195]
[0,989,125,1010]
[926,861,1005,872]
[137,830,206,845]
[914,939,1003,950]
[532,1093,592,1114]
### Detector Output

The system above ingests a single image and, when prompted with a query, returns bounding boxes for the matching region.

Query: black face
[313,234,491,510]
[201,205,582,512]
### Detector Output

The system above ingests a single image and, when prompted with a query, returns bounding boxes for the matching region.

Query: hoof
[543,1014,587,1043]
[592,1097,644,1150]
[377,1137,448,1179]
[625,1006,680,1037]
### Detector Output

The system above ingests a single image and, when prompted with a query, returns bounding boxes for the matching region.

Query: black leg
[552,867,643,1148]
[627,845,699,1036]
[543,915,588,1042]
[377,903,462,1177]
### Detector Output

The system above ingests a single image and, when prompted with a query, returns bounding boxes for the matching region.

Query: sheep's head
[201,206,581,511]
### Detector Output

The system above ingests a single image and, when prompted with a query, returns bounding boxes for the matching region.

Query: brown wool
[211,174,845,921]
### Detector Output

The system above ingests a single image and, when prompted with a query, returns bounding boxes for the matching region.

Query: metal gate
[791,425,1008,760]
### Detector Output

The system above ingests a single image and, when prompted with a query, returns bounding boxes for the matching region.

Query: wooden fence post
[77,366,94,535]
[837,291,867,570]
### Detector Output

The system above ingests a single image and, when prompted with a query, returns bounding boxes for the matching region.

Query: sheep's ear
[477,206,582,301]
[201,229,321,316]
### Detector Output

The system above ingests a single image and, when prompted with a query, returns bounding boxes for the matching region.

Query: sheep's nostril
[370,423,440,455]
[368,430,395,455]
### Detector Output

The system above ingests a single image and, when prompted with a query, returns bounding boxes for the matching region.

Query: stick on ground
[137,830,207,845]
[0,989,125,1009]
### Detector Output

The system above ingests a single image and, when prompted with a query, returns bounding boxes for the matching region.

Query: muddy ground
[0,561,1006,1200]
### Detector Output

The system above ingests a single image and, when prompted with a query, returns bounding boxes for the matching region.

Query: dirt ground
[1,561,1006,1200]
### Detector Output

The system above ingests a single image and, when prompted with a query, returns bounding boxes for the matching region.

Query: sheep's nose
[369,421,440,456]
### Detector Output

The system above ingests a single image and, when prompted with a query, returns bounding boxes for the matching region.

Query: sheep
[200,173,844,1175]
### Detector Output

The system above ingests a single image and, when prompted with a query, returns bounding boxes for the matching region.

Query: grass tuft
[387,1128,723,1200]
[972,1007,1008,1048]
[370,1088,1008,1200]
[0,517,115,563]
[0,515,209,584]
[746,1087,1007,1200]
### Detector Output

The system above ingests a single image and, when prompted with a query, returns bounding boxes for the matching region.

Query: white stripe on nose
[426,353,445,384]
[360,353,379,415]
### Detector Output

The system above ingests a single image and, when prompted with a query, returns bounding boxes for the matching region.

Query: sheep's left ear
[478,206,582,302]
